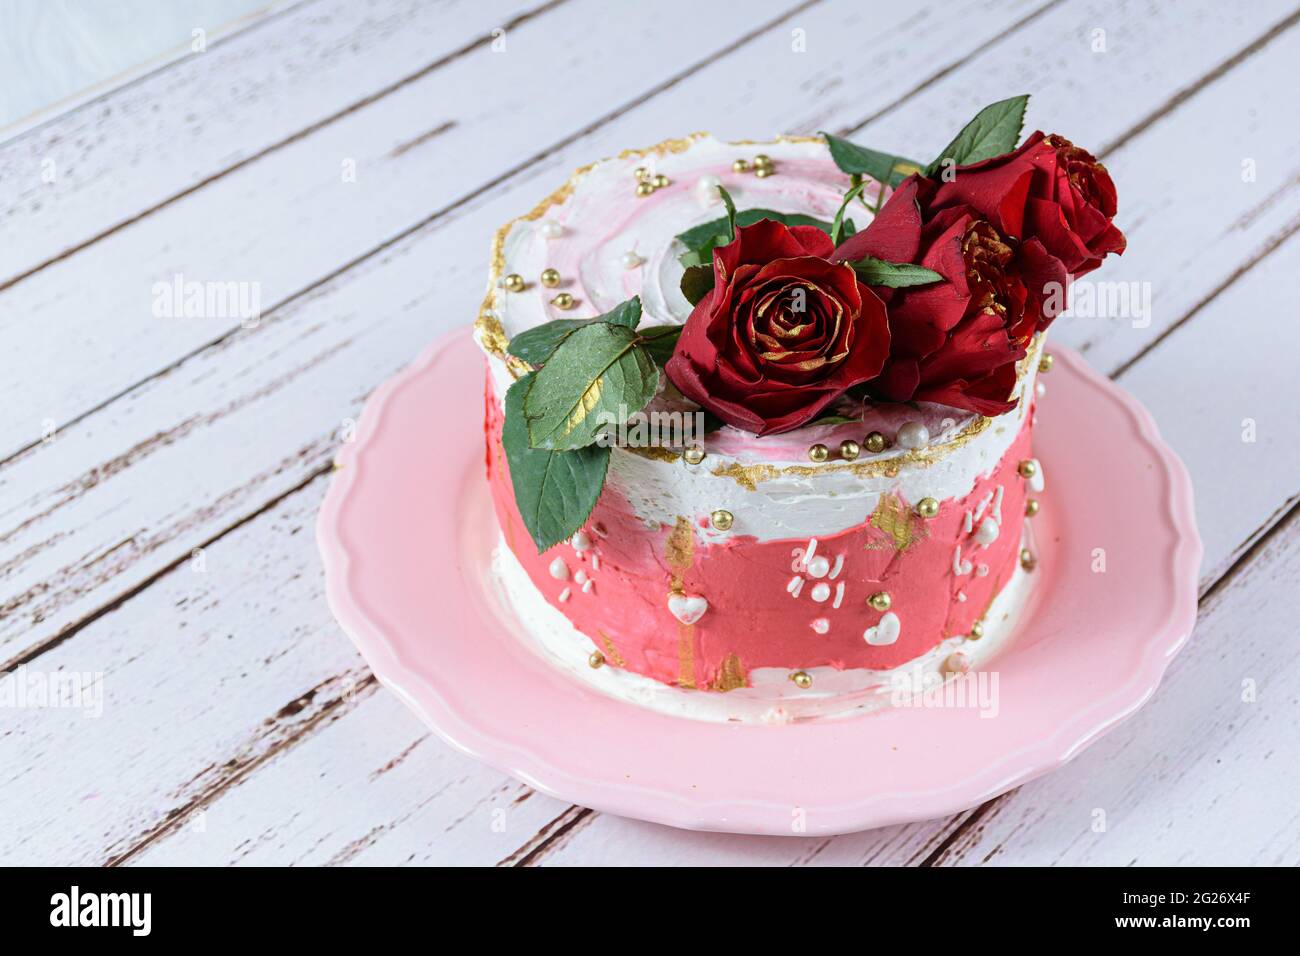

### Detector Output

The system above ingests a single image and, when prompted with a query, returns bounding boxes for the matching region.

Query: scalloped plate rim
[317,329,1201,835]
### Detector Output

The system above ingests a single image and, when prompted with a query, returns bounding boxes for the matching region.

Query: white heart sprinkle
[864,611,901,646]
[668,593,708,625]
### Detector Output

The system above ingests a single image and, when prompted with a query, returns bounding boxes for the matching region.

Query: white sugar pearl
[539,220,563,239]
[695,173,722,204]
[548,558,569,580]
[806,555,831,579]
[811,618,830,634]
[974,516,1000,546]
[810,582,831,603]
[896,421,930,450]
[573,569,588,586]
[570,530,592,551]
[620,251,643,269]
[1036,381,1046,397]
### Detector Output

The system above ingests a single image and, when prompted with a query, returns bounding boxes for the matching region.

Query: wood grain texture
[0,0,800,463]
[0,0,1045,666]
[0,0,279,132]
[2,0,1297,866]
[0,0,542,281]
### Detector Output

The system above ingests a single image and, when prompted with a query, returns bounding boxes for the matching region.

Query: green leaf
[719,183,737,239]
[830,180,870,247]
[679,264,714,306]
[524,323,660,450]
[603,296,642,329]
[503,373,610,553]
[823,132,924,188]
[848,257,945,288]
[675,209,852,268]
[507,318,601,367]
[925,95,1029,176]
[505,296,643,366]
[806,413,861,427]
[638,324,683,366]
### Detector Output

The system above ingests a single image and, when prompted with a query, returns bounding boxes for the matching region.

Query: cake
[473,98,1123,721]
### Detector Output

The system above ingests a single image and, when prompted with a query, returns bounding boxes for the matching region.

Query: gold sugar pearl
[652,174,670,189]
[808,443,830,463]
[1025,498,1040,517]
[502,273,526,293]
[540,268,561,288]
[915,497,940,519]
[588,651,606,669]
[551,292,575,310]
[791,670,813,689]
[868,591,892,612]
[633,166,650,181]
[755,166,775,178]
[864,431,887,453]
[1020,548,1037,571]
[753,154,772,168]
[732,159,751,173]
[635,181,655,197]
[1018,459,1038,479]
[1039,353,1055,373]
[969,620,985,640]
[683,445,706,465]
[710,509,734,532]
[840,439,861,461]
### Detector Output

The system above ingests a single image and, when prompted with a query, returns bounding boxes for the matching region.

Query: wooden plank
[0,476,568,866]
[0,0,1052,665]
[4,0,1296,865]
[0,0,545,281]
[0,0,807,463]
[0,0,280,135]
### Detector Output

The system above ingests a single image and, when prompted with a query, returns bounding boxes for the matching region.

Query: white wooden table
[3,0,1297,867]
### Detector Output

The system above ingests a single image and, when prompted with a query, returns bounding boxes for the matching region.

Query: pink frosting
[486,373,1034,690]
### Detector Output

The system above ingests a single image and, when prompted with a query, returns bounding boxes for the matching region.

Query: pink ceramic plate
[318,330,1201,835]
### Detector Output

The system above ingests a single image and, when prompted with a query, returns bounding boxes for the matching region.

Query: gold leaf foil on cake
[597,630,626,668]
[622,444,682,464]
[706,415,992,490]
[665,516,698,688]
[710,653,748,692]
[868,493,928,552]
[677,623,697,690]
[665,515,695,583]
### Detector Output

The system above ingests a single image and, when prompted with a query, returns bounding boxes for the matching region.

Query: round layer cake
[474,134,1046,721]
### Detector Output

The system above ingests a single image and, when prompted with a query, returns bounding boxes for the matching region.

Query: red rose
[666,218,890,435]
[928,131,1125,276]
[834,176,1067,415]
